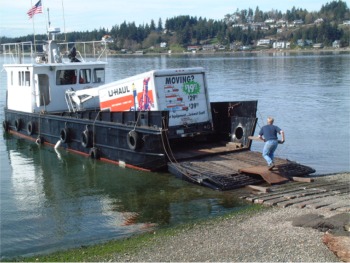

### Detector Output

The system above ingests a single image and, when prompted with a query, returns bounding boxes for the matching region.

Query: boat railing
[2,42,34,64]
[58,41,108,63]
[2,40,108,65]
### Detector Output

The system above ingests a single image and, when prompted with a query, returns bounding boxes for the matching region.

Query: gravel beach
[108,173,349,262]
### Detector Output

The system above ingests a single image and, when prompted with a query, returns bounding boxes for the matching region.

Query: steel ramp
[168,151,315,190]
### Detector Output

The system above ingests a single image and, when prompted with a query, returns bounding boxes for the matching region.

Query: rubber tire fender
[81,130,91,148]
[36,136,44,145]
[89,147,100,159]
[2,120,9,132]
[15,119,22,131]
[127,130,140,150]
[27,121,34,135]
[60,128,70,143]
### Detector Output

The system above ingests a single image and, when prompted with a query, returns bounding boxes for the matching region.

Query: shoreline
[15,172,349,262]
[109,47,350,56]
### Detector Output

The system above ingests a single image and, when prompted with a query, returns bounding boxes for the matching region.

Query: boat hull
[3,109,169,171]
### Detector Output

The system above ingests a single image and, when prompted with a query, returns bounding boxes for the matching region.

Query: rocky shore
[108,173,349,262]
[21,173,349,262]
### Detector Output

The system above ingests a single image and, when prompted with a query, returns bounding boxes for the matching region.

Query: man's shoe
[268,163,275,170]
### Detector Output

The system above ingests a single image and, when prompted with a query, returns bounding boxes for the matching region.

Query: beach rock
[322,233,350,262]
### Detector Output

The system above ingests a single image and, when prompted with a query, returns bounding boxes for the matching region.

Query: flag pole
[29,0,37,53]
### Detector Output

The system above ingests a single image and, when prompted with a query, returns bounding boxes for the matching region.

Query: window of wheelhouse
[79,69,91,84]
[93,68,105,83]
[56,69,77,85]
[18,71,30,86]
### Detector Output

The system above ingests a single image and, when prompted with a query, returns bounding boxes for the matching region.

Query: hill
[1,0,349,53]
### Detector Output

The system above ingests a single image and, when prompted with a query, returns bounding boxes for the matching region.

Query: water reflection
[1,135,245,258]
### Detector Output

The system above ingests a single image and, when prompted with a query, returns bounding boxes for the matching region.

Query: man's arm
[280,130,285,143]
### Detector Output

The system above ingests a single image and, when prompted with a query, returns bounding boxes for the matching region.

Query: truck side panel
[154,72,211,127]
[99,71,158,112]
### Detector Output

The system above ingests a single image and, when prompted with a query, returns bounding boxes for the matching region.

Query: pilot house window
[56,70,77,85]
[18,71,30,86]
[93,68,105,83]
[79,69,91,84]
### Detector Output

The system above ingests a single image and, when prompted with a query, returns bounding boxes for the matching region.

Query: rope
[159,117,197,180]
[132,111,142,131]
[92,111,101,147]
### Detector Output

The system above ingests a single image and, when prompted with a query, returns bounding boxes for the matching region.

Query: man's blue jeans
[262,140,278,165]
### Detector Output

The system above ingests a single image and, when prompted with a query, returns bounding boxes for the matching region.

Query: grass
[9,204,266,262]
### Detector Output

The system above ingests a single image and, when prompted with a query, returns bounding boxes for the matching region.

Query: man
[258,117,285,170]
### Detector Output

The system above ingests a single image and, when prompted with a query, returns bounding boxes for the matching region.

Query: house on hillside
[313,43,324,48]
[273,41,290,49]
[265,19,275,24]
[276,19,287,26]
[314,18,324,24]
[202,45,215,51]
[297,39,313,47]
[257,39,272,47]
[333,40,341,48]
[293,19,304,26]
[187,45,201,51]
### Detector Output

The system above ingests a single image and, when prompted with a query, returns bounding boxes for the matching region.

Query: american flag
[27,0,43,19]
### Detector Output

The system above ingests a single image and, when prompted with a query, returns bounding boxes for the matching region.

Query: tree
[254,6,264,22]
[150,19,156,31]
[157,18,163,32]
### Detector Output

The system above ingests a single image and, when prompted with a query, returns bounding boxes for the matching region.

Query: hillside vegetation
[1,0,349,53]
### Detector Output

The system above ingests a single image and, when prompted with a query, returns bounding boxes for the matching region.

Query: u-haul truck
[98,67,213,138]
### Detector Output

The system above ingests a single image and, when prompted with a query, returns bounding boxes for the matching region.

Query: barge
[1,29,315,190]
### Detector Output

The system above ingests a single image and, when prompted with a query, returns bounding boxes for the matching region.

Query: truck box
[98,68,213,138]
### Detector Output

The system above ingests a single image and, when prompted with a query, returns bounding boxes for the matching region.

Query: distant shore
[110,47,350,56]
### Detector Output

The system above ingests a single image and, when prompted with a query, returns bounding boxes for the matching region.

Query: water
[1,52,349,258]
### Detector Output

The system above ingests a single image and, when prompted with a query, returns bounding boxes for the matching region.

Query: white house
[332,40,341,48]
[257,39,271,46]
[314,18,324,24]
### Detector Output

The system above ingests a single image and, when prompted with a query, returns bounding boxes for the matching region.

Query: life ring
[60,128,70,143]
[26,121,34,135]
[89,147,99,159]
[36,136,44,145]
[2,120,9,132]
[127,130,140,150]
[15,119,22,131]
[81,130,91,148]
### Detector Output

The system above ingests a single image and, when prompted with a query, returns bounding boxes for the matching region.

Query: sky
[0,0,346,38]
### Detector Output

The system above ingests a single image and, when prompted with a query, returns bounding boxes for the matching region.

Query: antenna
[62,0,67,41]
[47,8,51,28]
[47,7,51,40]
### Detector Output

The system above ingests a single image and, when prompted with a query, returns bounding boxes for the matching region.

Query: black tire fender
[27,121,34,135]
[15,119,22,131]
[89,147,99,159]
[36,136,44,145]
[127,130,140,150]
[2,120,9,132]
[81,130,91,148]
[60,128,70,143]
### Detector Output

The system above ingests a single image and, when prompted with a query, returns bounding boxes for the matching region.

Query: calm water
[1,52,349,258]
